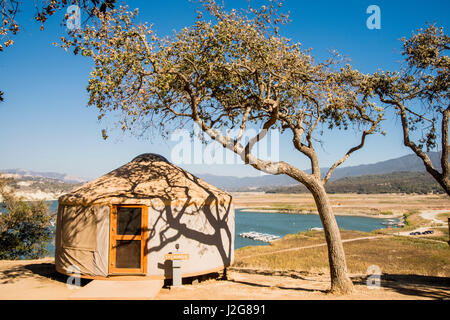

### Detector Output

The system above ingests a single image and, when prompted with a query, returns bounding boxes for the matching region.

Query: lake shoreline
[235,206,402,219]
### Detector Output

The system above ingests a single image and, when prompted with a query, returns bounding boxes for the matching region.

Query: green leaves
[0,180,52,260]
[365,24,449,152]
[402,24,449,71]
[60,1,383,155]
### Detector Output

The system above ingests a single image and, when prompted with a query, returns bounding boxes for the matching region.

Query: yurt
[55,153,234,279]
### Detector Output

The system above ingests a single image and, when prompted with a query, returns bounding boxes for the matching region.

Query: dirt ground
[0,258,448,300]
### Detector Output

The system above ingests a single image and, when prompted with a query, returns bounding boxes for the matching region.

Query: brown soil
[0,258,448,300]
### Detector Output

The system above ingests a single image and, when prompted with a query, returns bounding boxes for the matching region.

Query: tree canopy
[61,1,383,181]
[59,0,387,294]
[1,0,117,51]
[0,178,52,260]
[362,25,449,195]
[0,0,117,102]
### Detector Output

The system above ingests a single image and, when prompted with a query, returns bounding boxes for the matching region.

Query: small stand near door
[164,244,190,287]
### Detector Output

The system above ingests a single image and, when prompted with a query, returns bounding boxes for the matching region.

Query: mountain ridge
[196,151,444,191]
[263,171,445,194]
[0,151,444,191]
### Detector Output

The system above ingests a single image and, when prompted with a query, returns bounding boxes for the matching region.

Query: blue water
[45,201,59,256]
[48,200,59,212]
[235,209,394,249]
[44,201,394,254]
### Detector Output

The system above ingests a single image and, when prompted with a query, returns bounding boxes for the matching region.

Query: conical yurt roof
[58,153,232,207]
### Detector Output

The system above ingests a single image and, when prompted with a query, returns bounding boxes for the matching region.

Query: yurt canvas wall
[55,205,110,277]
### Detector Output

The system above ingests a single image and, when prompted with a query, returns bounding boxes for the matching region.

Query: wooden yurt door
[109,205,148,274]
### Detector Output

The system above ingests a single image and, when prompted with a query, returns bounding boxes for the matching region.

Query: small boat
[381,219,403,228]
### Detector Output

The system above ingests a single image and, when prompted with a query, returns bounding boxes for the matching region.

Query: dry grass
[425,227,450,242]
[437,212,450,222]
[234,230,450,277]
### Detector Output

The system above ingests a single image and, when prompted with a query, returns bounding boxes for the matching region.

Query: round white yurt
[55,153,234,279]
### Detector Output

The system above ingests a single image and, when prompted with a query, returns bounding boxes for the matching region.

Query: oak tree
[363,25,449,195]
[61,1,384,293]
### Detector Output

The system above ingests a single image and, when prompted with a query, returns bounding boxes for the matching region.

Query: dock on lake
[239,231,281,243]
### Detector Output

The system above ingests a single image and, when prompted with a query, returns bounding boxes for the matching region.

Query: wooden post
[448,218,450,246]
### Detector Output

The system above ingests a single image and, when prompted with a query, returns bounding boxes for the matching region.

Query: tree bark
[305,178,354,294]
[433,173,450,197]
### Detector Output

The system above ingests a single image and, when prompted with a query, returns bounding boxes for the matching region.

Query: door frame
[109,204,148,275]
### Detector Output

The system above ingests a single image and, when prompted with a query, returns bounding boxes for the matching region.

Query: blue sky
[0,0,449,179]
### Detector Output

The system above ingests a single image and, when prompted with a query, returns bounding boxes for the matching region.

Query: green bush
[0,180,52,260]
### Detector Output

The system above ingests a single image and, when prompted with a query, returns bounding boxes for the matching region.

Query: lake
[46,201,394,253]
[235,209,394,248]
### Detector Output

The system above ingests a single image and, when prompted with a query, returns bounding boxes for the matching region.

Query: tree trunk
[306,179,354,294]
[425,166,450,197]
[438,176,450,197]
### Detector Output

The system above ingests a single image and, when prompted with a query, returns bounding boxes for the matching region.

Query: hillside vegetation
[234,230,450,277]
[0,176,81,200]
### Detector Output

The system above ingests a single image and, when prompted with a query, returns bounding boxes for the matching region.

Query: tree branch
[395,100,441,178]
[277,109,321,178]
[236,105,252,143]
[243,103,279,160]
[323,130,370,184]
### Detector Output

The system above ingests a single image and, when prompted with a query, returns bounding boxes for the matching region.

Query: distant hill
[0,151,445,197]
[263,171,445,194]
[197,173,296,191]
[0,169,85,201]
[325,151,443,181]
[0,175,82,201]
[197,151,445,191]
[0,169,88,184]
